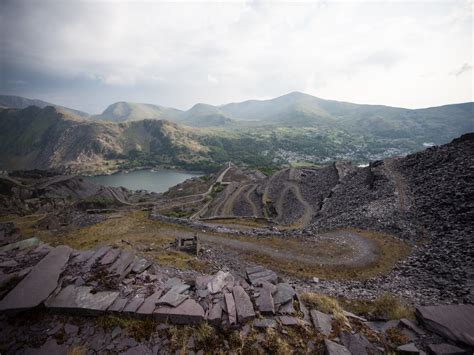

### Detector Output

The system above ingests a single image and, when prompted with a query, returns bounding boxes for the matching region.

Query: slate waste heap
[0,237,473,354]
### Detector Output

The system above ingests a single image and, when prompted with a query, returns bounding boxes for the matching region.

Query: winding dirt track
[244,184,259,217]
[197,230,378,267]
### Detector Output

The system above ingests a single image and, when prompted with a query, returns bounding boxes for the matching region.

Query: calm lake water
[85,169,202,193]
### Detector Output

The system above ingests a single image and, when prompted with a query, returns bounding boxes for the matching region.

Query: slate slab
[340,331,381,355]
[131,258,152,274]
[158,290,188,307]
[0,245,72,311]
[136,290,163,315]
[427,343,468,355]
[100,248,121,265]
[416,305,474,346]
[45,285,119,314]
[154,299,205,324]
[397,343,422,354]
[273,283,296,305]
[109,250,134,278]
[279,316,300,326]
[257,287,275,315]
[278,299,296,314]
[207,301,223,325]
[311,310,332,336]
[248,269,278,285]
[324,339,351,355]
[85,246,112,269]
[233,285,255,323]
[208,271,234,294]
[123,295,145,313]
[225,292,237,326]
[253,318,277,329]
[108,297,128,312]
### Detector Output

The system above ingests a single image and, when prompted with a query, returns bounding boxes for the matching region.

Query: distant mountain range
[0,93,472,174]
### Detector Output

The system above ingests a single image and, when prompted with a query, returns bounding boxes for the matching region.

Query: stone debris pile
[0,241,473,354]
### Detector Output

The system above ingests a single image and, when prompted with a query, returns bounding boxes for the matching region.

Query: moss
[300,292,348,326]
[67,346,88,355]
[385,327,410,346]
[265,328,293,354]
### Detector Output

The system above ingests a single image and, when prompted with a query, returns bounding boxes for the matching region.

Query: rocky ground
[0,235,473,354]
[0,134,473,353]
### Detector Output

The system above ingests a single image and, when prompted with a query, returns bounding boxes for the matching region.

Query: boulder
[416,305,474,346]
[154,299,205,324]
[232,285,255,323]
[0,245,72,311]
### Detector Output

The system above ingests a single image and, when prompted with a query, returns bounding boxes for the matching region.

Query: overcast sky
[0,0,472,113]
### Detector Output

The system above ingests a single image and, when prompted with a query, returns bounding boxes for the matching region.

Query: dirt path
[383,158,411,217]
[244,184,259,217]
[197,230,377,267]
[262,168,288,218]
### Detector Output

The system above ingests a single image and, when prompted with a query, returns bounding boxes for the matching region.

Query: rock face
[416,305,474,347]
[0,245,71,311]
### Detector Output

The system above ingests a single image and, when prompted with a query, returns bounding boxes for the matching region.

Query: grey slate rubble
[0,245,71,311]
[427,343,468,355]
[416,305,474,347]
[0,239,473,355]
[324,339,351,355]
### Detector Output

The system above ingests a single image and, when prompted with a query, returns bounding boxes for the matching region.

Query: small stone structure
[174,234,200,255]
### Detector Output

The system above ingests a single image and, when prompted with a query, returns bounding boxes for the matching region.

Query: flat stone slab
[131,258,152,274]
[257,287,275,315]
[427,343,468,355]
[340,332,380,355]
[397,343,422,354]
[158,290,188,307]
[416,305,474,346]
[136,290,163,315]
[248,269,278,285]
[0,237,41,252]
[100,248,121,265]
[154,299,205,324]
[232,285,255,323]
[207,301,223,325]
[108,297,128,312]
[109,250,134,278]
[0,245,72,311]
[207,271,234,294]
[272,283,296,305]
[278,299,295,314]
[85,246,112,269]
[45,285,119,313]
[325,339,351,355]
[311,310,332,336]
[279,316,300,326]
[225,292,237,326]
[123,295,145,313]
[253,318,277,329]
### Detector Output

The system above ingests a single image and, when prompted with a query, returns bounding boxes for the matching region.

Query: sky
[0,0,472,114]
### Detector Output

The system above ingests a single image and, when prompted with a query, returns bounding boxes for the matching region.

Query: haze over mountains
[0,92,472,175]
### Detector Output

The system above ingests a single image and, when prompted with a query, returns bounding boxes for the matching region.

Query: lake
[85,169,203,193]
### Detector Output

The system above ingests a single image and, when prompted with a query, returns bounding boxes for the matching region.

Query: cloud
[450,63,472,76]
[0,0,472,112]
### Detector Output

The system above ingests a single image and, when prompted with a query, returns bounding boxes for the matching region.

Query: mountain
[0,95,90,118]
[93,101,182,123]
[0,106,209,174]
